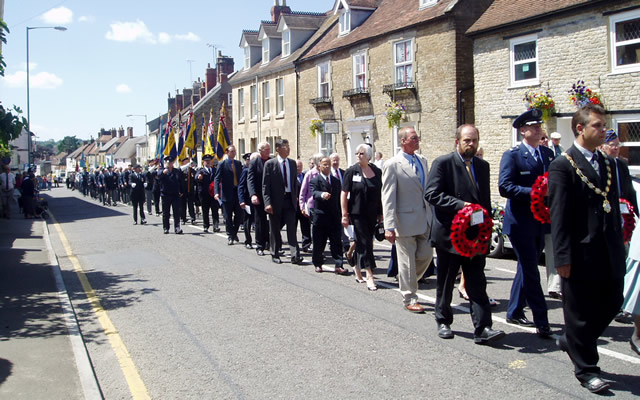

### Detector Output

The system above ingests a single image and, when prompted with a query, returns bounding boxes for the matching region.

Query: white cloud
[41,6,73,24]
[158,32,171,44]
[1,70,63,89]
[174,32,200,42]
[105,20,156,44]
[116,84,132,93]
[78,15,95,23]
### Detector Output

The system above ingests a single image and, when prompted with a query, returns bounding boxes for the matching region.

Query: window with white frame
[614,114,640,168]
[276,78,285,115]
[250,85,258,119]
[262,81,270,117]
[244,46,251,70]
[227,93,232,107]
[282,30,291,57]
[262,38,270,64]
[318,125,333,156]
[353,52,367,90]
[318,62,330,98]
[510,34,538,86]
[610,9,640,73]
[339,10,351,35]
[394,39,413,86]
[238,89,245,121]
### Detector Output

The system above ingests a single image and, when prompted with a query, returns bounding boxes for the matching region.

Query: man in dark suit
[425,124,505,345]
[144,161,155,215]
[549,104,626,394]
[214,145,243,245]
[262,138,303,265]
[248,142,271,256]
[310,157,348,275]
[296,159,312,252]
[179,158,197,225]
[237,153,253,249]
[498,108,554,338]
[157,155,184,234]
[128,164,147,225]
[195,154,217,233]
[601,129,638,217]
[330,153,350,251]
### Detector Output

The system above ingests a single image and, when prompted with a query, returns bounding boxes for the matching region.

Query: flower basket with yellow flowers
[523,90,556,122]
[385,102,406,129]
[309,119,323,138]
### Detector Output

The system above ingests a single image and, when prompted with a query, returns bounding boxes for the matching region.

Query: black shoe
[506,316,535,327]
[301,246,311,253]
[556,335,568,353]
[203,228,209,233]
[581,377,610,393]
[245,243,253,249]
[474,327,505,344]
[213,226,220,232]
[133,221,138,225]
[141,220,147,225]
[191,219,196,225]
[175,229,183,234]
[228,238,234,245]
[256,249,264,256]
[536,325,553,339]
[437,323,454,339]
[272,256,282,264]
[548,291,562,299]
[164,229,169,234]
[291,256,304,265]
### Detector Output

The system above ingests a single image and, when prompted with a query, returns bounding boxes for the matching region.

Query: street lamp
[26,25,67,166]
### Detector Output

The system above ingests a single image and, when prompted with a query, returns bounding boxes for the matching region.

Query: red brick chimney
[176,93,184,111]
[168,93,176,117]
[217,52,235,84]
[206,63,217,93]
[118,126,125,138]
[200,81,206,98]
[271,0,291,23]
[127,127,133,137]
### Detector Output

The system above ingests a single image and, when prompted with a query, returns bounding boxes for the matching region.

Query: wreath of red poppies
[530,172,550,224]
[620,198,636,244]
[450,204,494,258]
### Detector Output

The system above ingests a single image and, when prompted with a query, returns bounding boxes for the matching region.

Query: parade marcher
[248,141,271,256]
[152,163,162,216]
[105,166,118,206]
[499,108,553,338]
[129,164,147,225]
[298,153,324,252]
[548,103,625,393]
[330,153,350,252]
[382,127,432,312]
[600,129,638,217]
[195,154,217,233]
[296,159,311,252]
[144,162,155,215]
[81,168,89,196]
[310,156,348,275]
[425,124,505,344]
[179,158,197,225]
[214,145,243,245]
[237,153,254,249]
[157,155,184,234]
[262,139,303,265]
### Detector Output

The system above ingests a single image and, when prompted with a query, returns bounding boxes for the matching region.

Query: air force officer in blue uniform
[499,108,554,338]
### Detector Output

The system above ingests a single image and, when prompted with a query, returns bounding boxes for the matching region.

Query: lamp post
[26,25,67,166]
[126,114,148,160]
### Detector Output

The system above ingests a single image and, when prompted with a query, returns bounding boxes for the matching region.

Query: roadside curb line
[42,220,104,399]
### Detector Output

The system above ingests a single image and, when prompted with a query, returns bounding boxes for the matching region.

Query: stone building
[229,1,333,158]
[468,0,640,192]
[296,0,493,166]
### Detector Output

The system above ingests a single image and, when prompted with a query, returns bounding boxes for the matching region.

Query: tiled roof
[260,22,281,38]
[106,136,129,155]
[113,136,145,159]
[301,0,458,61]
[241,30,260,47]
[467,0,611,35]
[345,0,380,9]
[280,13,325,30]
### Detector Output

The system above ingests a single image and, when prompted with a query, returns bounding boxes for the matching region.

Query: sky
[1,0,330,143]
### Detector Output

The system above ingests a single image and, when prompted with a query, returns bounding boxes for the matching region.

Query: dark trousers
[506,230,549,327]
[199,194,216,229]
[435,249,492,335]
[560,271,623,382]
[351,215,376,270]
[311,219,343,268]
[145,190,153,214]
[297,209,312,250]
[161,195,181,230]
[132,197,145,223]
[254,204,269,250]
[153,191,161,214]
[222,199,242,239]
[242,207,253,244]
[181,192,196,222]
[268,197,299,258]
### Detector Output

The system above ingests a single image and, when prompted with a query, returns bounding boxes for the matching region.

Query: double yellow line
[50,215,151,400]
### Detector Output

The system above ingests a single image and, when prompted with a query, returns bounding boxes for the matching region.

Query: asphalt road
[43,188,639,399]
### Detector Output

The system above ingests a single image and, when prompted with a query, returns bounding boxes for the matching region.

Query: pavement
[0,198,102,399]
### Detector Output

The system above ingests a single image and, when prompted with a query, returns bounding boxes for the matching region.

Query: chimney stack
[118,126,125,138]
[200,81,206,98]
[271,0,291,23]
[205,63,217,93]
[176,93,184,111]
[127,127,133,137]
[183,88,193,107]
[217,53,235,84]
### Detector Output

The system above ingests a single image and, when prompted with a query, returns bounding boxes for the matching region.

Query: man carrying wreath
[425,124,505,344]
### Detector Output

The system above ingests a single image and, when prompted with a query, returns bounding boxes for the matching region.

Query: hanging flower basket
[450,204,494,258]
[568,80,604,108]
[385,102,406,128]
[530,172,550,224]
[309,119,323,138]
[523,90,556,122]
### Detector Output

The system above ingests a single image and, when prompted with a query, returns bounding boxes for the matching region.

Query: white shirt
[0,172,16,192]
[574,141,599,175]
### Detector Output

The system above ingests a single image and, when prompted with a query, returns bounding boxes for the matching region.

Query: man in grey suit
[382,127,433,313]
[262,139,303,265]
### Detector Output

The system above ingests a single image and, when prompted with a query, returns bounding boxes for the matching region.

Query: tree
[57,136,81,153]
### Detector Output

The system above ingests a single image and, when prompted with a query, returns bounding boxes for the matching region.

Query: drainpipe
[457,86,473,127]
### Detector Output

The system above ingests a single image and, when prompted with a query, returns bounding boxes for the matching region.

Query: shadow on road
[40,193,127,223]
[0,358,12,385]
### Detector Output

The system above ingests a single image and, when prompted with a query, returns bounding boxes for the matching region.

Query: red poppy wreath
[450,204,494,258]
[530,172,550,224]
[620,198,636,244]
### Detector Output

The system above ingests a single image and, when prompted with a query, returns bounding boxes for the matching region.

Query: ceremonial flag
[204,109,215,157]
[176,110,186,156]
[155,115,164,162]
[215,103,230,160]
[80,152,86,168]
[185,111,196,150]
[163,113,178,158]
[201,113,207,153]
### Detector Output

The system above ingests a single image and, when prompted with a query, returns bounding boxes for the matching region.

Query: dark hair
[455,124,479,140]
[275,138,289,149]
[571,103,606,137]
